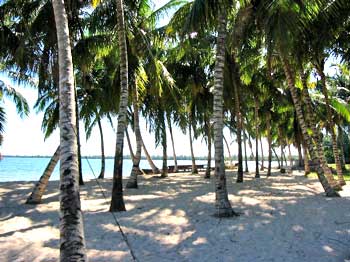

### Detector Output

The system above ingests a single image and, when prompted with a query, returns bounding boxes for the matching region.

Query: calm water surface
[0,157,280,182]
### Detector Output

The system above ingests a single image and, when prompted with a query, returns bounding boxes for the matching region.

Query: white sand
[1,169,350,262]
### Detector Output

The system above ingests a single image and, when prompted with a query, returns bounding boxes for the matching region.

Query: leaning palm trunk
[26,146,60,204]
[213,7,236,217]
[52,0,87,260]
[254,97,260,178]
[167,113,178,173]
[272,147,280,169]
[281,54,339,197]
[126,85,142,188]
[204,116,212,179]
[189,122,198,174]
[300,71,339,187]
[141,137,160,174]
[223,135,232,166]
[317,68,345,186]
[110,0,128,212]
[125,129,135,161]
[97,117,105,179]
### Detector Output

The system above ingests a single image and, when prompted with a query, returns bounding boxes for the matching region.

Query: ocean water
[0,157,211,182]
[0,157,280,182]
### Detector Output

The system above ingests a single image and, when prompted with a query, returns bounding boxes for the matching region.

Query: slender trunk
[233,71,243,182]
[317,67,345,186]
[288,143,292,167]
[338,125,347,171]
[52,0,87,259]
[281,53,339,196]
[297,139,303,167]
[243,129,249,172]
[97,117,105,179]
[248,133,254,159]
[110,0,128,212]
[205,117,211,179]
[302,139,310,175]
[213,7,236,217]
[189,122,198,174]
[126,85,142,188]
[272,147,280,169]
[75,90,84,186]
[223,135,232,166]
[267,112,272,177]
[300,71,339,188]
[141,137,160,174]
[125,128,135,161]
[167,113,178,172]
[160,111,168,178]
[254,97,260,178]
[26,146,60,204]
[260,137,264,170]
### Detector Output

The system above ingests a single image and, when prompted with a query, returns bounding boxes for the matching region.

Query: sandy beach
[1,169,350,262]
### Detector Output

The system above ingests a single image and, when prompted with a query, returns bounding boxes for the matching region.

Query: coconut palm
[52,0,87,259]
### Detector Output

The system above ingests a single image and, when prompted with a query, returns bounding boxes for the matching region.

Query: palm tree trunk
[233,77,243,182]
[141,137,160,174]
[300,71,339,187]
[97,117,105,179]
[75,90,84,186]
[272,147,280,169]
[254,96,260,178]
[260,137,265,171]
[338,125,347,171]
[317,67,345,186]
[243,129,249,173]
[213,7,236,217]
[125,129,135,161]
[204,117,211,179]
[267,112,272,177]
[52,0,87,259]
[110,0,128,212]
[223,135,232,166]
[126,85,142,188]
[281,53,339,197]
[167,113,178,172]
[160,111,168,178]
[302,139,310,175]
[297,139,303,167]
[288,143,292,167]
[26,146,60,204]
[248,133,254,159]
[189,122,198,174]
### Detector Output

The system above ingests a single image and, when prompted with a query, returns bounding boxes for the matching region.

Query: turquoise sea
[0,157,280,182]
[0,157,213,182]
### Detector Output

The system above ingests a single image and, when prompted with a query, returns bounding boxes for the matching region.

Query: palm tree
[26,146,60,204]
[52,0,87,259]
[110,0,128,212]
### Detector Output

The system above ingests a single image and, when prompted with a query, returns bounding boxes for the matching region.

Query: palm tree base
[325,191,341,197]
[125,181,138,189]
[214,208,239,218]
[25,198,41,205]
[109,202,126,212]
